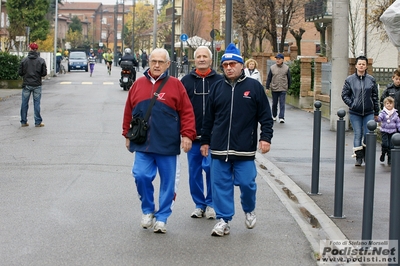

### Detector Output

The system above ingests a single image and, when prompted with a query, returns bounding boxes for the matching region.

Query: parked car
[68,51,88,72]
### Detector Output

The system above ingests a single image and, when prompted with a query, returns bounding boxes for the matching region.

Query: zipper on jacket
[202,77,206,117]
[361,75,365,115]
[226,84,235,162]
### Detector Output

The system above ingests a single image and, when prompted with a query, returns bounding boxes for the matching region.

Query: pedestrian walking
[181,52,189,75]
[19,43,47,128]
[181,46,223,220]
[341,55,379,166]
[266,53,291,123]
[244,58,262,84]
[380,68,400,113]
[375,96,400,165]
[200,43,274,237]
[88,52,96,77]
[141,51,148,70]
[56,49,62,74]
[122,48,196,234]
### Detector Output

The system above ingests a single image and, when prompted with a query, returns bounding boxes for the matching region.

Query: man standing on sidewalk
[19,43,47,127]
[266,53,291,123]
[181,46,223,220]
[200,43,273,237]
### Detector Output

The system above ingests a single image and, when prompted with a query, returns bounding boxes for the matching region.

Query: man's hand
[181,136,192,153]
[125,138,132,152]
[258,140,271,154]
[200,144,210,157]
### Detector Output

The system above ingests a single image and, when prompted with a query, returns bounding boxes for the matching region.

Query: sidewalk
[257,102,391,244]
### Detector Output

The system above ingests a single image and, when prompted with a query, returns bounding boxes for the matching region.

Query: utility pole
[152,0,158,50]
[53,0,58,76]
[225,0,232,45]
[330,0,350,131]
[132,0,135,52]
[114,1,118,66]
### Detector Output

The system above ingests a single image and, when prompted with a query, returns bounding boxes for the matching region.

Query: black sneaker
[355,157,363,166]
[380,153,385,162]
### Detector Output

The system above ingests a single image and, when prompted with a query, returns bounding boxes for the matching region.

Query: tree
[233,0,305,56]
[65,28,83,49]
[368,0,395,41]
[6,0,50,50]
[290,27,305,56]
[313,23,327,56]
[69,16,83,33]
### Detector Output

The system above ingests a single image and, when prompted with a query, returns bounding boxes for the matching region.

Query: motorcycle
[119,60,136,91]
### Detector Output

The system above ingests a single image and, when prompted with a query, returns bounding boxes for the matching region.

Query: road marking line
[103,82,114,85]
[60,82,72,84]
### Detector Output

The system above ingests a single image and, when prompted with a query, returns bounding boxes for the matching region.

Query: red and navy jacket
[123,70,196,155]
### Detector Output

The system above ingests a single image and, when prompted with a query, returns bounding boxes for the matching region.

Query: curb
[255,153,361,266]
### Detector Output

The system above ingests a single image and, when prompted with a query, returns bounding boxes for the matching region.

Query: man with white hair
[122,48,196,234]
[181,46,223,220]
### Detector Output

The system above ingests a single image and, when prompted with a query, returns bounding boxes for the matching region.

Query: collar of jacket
[144,68,169,82]
[223,69,246,85]
[191,68,216,79]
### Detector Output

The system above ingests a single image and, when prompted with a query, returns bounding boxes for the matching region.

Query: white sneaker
[279,118,285,123]
[211,218,230,236]
[153,221,167,233]
[245,212,256,229]
[205,206,216,219]
[191,208,204,218]
[141,213,154,229]
[272,116,277,121]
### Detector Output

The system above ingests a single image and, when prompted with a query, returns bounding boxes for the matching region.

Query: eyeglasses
[150,60,167,65]
[221,62,239,69]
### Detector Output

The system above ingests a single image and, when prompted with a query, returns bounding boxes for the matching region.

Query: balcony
[304,0,332,23]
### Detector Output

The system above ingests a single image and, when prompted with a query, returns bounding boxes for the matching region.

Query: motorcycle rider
[119,48,138,84]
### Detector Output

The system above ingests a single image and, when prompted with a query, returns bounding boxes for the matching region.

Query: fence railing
[373,67,397,86]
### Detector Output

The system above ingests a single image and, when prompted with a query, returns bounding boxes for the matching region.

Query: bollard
[361,120,377,241]
[309,101,322,195]
[389,133,400,243]
[331,109,346,219]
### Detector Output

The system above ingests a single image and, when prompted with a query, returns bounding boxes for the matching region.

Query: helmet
[124,48,131,54]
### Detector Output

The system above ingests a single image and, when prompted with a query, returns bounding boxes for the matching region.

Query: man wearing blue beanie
[200,43,274,236]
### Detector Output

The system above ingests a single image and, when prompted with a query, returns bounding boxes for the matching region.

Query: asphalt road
[0,63,317,266]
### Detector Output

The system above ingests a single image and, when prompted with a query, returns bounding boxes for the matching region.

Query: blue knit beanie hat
[221,43,243,64]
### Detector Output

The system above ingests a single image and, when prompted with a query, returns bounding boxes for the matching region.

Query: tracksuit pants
[187,142,212,210]
[211,158,257,222]
[132,152,180,223]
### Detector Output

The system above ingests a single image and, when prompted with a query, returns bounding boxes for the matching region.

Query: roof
[59,2,103,11]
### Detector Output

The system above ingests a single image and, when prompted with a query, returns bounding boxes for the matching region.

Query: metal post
[331,109,346,219]
[170,0,176,77]
[225,0,232,45]
[389,133,400,243]
[361,120,377,241]
[53,0,58,76]
[310,101,322,195]
[114,1,118,66]
[132,0,135,52]
[152,0,157,50]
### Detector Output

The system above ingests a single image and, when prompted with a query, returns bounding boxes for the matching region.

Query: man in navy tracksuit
[200,43,274,237]
[181,46,223,220]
